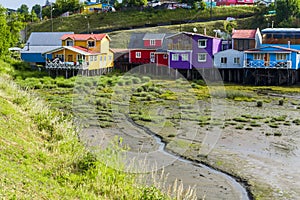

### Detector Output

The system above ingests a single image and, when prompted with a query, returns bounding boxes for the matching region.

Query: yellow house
[82,3,102,14]
[45,33,114,75]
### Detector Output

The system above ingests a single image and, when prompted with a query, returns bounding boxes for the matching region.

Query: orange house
[45,33,114,73]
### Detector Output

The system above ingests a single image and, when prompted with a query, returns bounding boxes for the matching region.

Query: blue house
[244,46,300,70]
[21,32,73,65]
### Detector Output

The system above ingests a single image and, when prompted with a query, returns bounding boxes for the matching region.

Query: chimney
[204,27,206,35]
[27,42,30,51]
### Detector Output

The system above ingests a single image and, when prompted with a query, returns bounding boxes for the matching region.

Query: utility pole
[51,3,53,32]
[210,0,212,20]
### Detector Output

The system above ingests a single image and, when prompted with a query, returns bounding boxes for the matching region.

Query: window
[104,56,106,61]
[136,52,141,58]
[100,56,102,61]
[109,56,112,60]
[150,52,155,58]
[90,56,93,62]
[181,54,189,61]
[88,40,95,47]
[163,54,168,59]
[221,57,227,64]
[254,53,264,60]
[198,39,207,48]
[56,54,64,61]
[276,53,287,60]
[150,40,155,46]
[172,54,179,61]
[94,55,97,61]
[66,40,73,46]
[234,57,240,64]
[197,53,206,62]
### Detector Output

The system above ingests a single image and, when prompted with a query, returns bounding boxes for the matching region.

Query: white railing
[244,60,292,69]
[46,62,89,70]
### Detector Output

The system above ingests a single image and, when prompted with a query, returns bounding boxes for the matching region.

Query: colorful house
[232,28,261,51]
[244,46,299,69]
[214,49,244,68]
[166,32,222,69]
[216,0,254,6]
[261,28,300,49]
[128,33,168,65]
[44,33,114,75]
[20,32,74,65]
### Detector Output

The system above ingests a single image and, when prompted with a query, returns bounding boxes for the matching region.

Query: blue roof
[25,32,74,46]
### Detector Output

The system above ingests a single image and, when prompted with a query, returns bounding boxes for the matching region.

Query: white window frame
[198,39,207,48]
[136,52,141,58]
[181,54,189,61]
[234,57,240,64]
[90,56,93,62]
[172,54,179,61]
[254,53,264,60]
[94,55,97,61]
[276,53,287,60]
[197,53,207,62]
[87,40,95,48]
[221,57,227,64]
[150,39,156,46]
[66,40,73,46]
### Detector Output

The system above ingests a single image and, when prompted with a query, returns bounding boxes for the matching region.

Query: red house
[155,50,168,66]
[128,33,167,64]
[216,0,254,6]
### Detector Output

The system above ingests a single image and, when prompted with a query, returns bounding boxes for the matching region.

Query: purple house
[166,32,222,69]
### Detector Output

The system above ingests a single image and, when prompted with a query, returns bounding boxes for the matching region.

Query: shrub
[257,101,263,107]
[279,99,284,106]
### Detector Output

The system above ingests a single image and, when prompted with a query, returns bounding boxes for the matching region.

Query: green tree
[6,12,25,47]
[32,4,42,19]
[275,0,300,25]
[0,7,14,56]
[17,4,29,14]
[122,0,148,7]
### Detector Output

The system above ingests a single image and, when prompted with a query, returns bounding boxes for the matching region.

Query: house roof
[61,34,109,41]
[166,31,220,40]
[232,29,257,39]
[43,46,99,55]
[245,46,300,53]
[143,33,166,40]
[21,46,62,54]
[26,32,74,46]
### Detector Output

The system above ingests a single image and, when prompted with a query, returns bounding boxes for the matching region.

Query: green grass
[27,6,256,35]
[0,62,177,199]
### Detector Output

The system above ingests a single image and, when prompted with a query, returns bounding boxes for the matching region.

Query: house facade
[44,33,113,72]
[128,33,168,65]
[214,49,244,68]
[244,46,300,69]
[167,32,222,69]
[232,29,261,51]
[261,28,300,49]
[216,0,254,6]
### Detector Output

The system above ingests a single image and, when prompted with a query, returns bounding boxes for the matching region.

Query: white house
[214,49,244,68]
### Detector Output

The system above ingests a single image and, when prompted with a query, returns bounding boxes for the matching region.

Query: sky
[0,0,48,10]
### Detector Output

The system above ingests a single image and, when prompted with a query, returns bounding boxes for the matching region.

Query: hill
[26,6,256,37]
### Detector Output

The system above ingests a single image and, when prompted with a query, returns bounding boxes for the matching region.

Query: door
[264,53,269,67]
[68,54,73,62]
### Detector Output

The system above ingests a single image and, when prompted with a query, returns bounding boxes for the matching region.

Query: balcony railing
[244,60,292,69]
[46,61,89,70]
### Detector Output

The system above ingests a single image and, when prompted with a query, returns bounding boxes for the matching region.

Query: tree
[275,0,300,25]
[122,0,148,7]
[6,12,25,47]
[0,7,15,56]
[32,4,42,19]
[17,4,29,14]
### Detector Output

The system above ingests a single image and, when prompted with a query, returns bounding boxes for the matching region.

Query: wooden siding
[144,40,162,48]
[233,39,255,51]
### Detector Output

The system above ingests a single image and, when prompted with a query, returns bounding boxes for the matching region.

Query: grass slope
[27,6,256,35]
[0,62,169,199]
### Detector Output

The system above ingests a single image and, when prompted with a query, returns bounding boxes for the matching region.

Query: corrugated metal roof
[143,33,166,40]
[128,33,172,49]
[262,28,300,33]
[61,34,108,41]
[26,32,74,46]
[232,30,256,39]
[21,46,62,53]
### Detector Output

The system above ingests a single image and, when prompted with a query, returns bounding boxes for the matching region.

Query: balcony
[46,61,89,70]
[244,60,292,69]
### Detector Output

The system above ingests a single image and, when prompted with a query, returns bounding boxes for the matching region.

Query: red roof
[72,46,94,53]
[232,30,257,39]
[61,34,108,41]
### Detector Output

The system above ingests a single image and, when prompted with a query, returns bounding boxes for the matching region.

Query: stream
[102,114,252,199]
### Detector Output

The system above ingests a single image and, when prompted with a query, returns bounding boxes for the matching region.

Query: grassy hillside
[27,6,256,36]
[0,60,174,199]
